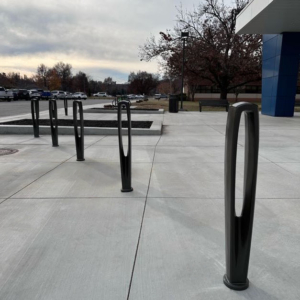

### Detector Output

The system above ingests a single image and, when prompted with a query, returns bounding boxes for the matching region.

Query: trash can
[169,94,178,113]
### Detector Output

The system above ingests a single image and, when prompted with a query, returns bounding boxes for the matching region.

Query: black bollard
[73,100,85,161]
[64,98,68,116]
[118,100,133,192]
[223,102,259,291]
[31,98,39,138]
[49,99,59,147]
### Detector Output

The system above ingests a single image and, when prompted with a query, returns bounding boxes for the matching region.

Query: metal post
[73,100,85,161]
[49,99,59,147]
[118,100,133,192]
[180,38,186,110]
[224,102,259,291]
[31,98,39,137]
[64,99,68,116]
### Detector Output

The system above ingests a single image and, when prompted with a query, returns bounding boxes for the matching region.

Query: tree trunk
[220,89,228,100]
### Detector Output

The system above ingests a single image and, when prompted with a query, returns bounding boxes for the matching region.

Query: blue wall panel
[261,33,300,117]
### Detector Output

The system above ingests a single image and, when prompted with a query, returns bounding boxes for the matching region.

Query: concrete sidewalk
[0,111,299,300]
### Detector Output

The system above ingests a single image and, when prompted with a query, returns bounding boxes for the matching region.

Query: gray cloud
[0,0,213,81]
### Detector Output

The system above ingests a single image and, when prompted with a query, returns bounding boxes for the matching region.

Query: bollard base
[34,136,39,138]
[121,187,133,193]
[77,158,85,161]
[52,145,59,147]
[223,275,249,291]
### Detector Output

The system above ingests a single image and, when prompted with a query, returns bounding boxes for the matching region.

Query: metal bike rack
[223,102,259,291]
[31,98,39,137]
[118,100,133,192]
[73,100,85,161]
[49,99,59,147]
[64,99,68,116]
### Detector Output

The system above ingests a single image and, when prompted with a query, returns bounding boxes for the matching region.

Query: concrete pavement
[0,111,299,299]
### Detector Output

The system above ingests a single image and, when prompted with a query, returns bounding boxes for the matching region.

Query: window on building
[244,85,261,93]
[195,86,220,93]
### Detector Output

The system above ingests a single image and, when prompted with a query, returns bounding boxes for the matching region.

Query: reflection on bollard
[31,99,39,138]
[224,102,259,291]
[118,100,133,192]
[49,99,59,147]
[73,100,85,161]
[64,99,68,116]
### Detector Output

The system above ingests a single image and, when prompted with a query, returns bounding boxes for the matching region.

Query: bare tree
[140,0,261,99]
[36,64,49,89]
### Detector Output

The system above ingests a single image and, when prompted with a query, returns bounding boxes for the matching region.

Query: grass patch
[134,99,263,112]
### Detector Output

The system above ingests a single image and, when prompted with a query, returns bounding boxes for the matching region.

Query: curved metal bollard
[73,100,85,161]
[31,99,39,137]
[224,102,259,291]
[49,99,59,147]
[64,99,68,116]
[118,101,133,192]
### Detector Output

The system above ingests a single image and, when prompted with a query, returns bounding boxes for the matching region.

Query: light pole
[180,31,189,110]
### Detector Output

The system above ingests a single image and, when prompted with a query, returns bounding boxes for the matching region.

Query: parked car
[51,90,66,99]
[17,89,30,100]
[73,92,87,100]
[0,87,14,101]
[7,89,19,100]
[66,92,74,100]
[41,90,52,100]
[28,89,42,100]
[93,92,107,97]
[154,94,161,99]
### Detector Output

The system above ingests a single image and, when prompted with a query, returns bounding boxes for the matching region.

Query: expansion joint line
[0,135,106,206]
[126,135,162,300]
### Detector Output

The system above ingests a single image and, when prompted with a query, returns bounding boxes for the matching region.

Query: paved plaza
[0,106,299,299]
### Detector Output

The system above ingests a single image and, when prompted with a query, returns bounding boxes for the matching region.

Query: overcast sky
[0,0,234,83]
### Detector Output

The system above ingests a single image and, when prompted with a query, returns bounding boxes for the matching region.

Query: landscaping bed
[0,119,152,129]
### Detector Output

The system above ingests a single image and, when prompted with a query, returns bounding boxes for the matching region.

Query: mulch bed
[85,107,159,112]
[0,119,153,129]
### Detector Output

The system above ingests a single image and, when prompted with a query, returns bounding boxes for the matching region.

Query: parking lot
[0,99,111,118]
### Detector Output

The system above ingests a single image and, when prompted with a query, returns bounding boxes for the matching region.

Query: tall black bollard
[31,98,39,138]
[49,99,59,147]
[73,100,85,161]
[223,102,259,291]
[64,99,68,116]
[118,100,133,192]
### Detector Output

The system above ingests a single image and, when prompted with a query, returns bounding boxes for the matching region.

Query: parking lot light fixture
[180,31,189,110]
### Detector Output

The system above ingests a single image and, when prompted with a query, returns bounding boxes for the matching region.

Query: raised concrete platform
[0,103,163,135]
[0,111,299,300]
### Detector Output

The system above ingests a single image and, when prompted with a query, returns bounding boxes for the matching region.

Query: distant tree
[0,72,12,87]
[128,71,159,95]
[53,62,72,91]
[103,77,117,94]
[47,69,61,90]
[103,77,114,85]
[36,64,49,89]
[72,71,89,93]
[89,79,103,94]
[140,0,261,99]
